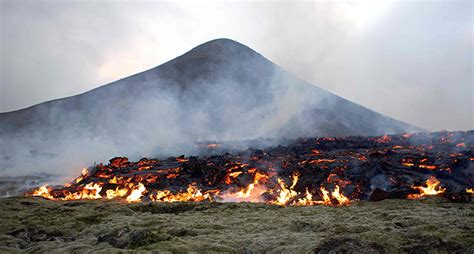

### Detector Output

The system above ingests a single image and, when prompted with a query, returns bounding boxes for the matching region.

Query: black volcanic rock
[0,38,421,175]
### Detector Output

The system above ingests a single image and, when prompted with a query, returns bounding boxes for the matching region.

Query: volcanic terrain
[0,39,420,176]
[2,131,473,253]
[1,39,471,253]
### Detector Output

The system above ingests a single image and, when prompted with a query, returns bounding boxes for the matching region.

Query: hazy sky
[0,0,472,131]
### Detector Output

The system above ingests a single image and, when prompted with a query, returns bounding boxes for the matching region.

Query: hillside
[0,39,420,175]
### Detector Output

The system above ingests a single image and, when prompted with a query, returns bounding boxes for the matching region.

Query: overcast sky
[0,0,472,131]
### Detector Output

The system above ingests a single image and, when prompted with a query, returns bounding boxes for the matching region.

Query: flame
[320,187,331,205]
[126,183,146,202]
[331,185,350,205]
[150,184,214,202]
[467,188,473,194]
[297,188,328,206]
[408,176,446,199]
[297,189,315,206]
[28,164,355,206]
[63,183,103,200]
[273,174,299,205]
[106,186,129,199]
[295,186,350,206]
[220,170,269,202]
[109,176,122,184]
[32,185,54,199]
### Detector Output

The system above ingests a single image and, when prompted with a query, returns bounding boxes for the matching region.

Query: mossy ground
[0,197,472,253]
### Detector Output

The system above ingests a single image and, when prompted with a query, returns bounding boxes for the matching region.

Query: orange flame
[273,174,299,205]
[32,185,54,200]
[150,184,214,202]
[126,183,146,202]
[296,185,350,206]
[331,185,350,205]
[106,186,129,199]
[63,183,103,200]
[408,176,446,199]
[220,170,269,202]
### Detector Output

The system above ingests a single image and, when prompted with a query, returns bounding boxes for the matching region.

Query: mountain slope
[0,38,420,175]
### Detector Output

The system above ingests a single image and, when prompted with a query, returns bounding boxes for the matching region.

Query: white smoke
[0,39,418,180]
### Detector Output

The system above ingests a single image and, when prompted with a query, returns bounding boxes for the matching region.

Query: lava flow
[28,131,473,205]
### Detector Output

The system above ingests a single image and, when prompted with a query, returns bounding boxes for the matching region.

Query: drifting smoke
[0,39,418,179]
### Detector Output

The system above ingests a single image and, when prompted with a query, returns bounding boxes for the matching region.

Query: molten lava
[27,131,473,205]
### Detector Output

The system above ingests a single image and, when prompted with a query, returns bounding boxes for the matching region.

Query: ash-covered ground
[0,197,473,253]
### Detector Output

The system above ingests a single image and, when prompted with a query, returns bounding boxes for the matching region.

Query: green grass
[0,197,472,253]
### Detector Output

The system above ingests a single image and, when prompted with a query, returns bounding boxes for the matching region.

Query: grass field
[0,197,472,253]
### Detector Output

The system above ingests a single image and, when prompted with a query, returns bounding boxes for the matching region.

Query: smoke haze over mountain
[1,0,472,131]
[0,39,419,177]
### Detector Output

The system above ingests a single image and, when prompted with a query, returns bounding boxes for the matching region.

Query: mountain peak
[191,38,254,54]
[201,38,247,47]
[168,38,263,67]
[151,38,273,89]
